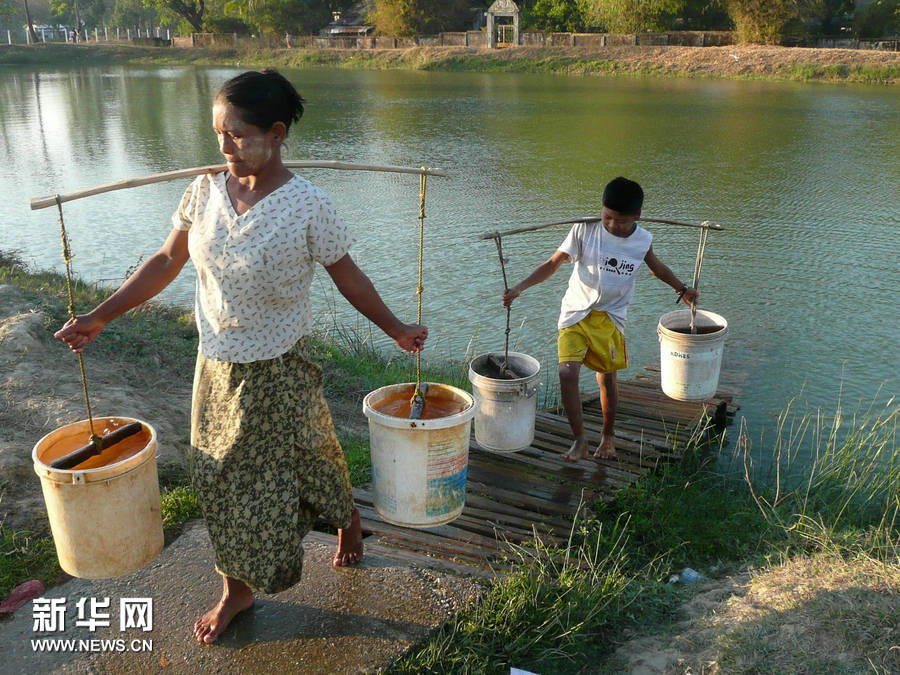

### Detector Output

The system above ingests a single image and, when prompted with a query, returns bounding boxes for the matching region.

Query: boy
[502,177,698,461]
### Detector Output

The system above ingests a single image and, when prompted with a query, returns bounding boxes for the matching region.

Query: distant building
[320,1,375,37]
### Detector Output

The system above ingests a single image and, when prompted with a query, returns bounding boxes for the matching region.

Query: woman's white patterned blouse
[172,171,354,363]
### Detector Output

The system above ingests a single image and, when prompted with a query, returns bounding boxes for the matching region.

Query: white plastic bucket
[657,309,728,401]
[363,383,475,528]
[468,352,541,453]
[32,417,164,578]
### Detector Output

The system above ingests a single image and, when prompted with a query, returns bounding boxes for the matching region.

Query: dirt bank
[1,42,898,84]
[0,283,193,531]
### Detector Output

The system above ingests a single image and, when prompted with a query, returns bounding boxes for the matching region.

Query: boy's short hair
[602,177,643,215]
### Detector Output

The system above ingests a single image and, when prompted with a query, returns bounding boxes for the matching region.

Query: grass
[0,250,197,376]
[0,521,65,601]
[392,514,677,673]
[394,394,899,673]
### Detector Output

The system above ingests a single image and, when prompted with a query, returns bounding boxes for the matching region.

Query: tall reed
[739,394,899,561]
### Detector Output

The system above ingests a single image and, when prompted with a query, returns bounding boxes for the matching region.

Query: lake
[1,64,897,443]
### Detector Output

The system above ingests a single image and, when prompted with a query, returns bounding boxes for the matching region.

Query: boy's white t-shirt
[557,221,653,334]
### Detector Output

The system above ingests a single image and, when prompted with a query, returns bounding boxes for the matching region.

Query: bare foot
[560,437,589,462]
[592,434,616,460]
[333,508,364,567]
[193,576,254,644]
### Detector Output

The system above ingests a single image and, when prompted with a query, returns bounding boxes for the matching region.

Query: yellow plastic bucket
[32,416,164,578]
[363,383,475,528]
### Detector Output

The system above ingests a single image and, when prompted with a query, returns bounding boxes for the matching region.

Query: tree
[854,0,899,38]
[51,0,107,32]
[371,0,482,37]
[802,0,852,35]
[111,0,159,30]
[145,0,205,32]
[726,0,801,43]
[522,0,585,31]
[243,0,336,34]
[580,0,683,33]
[371,0,417,36]
[22,0,40,42]
[677,0,730,29]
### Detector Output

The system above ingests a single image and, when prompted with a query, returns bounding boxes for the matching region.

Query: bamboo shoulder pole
[478,216,724,240]
[30,161,448,211]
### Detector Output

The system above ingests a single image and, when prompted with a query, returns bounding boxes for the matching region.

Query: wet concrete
[0,521,484,673]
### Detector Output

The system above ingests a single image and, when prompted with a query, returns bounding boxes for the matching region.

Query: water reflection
[1,66,897,439]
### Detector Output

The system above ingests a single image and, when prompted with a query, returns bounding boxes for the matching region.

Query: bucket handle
[40,448,159,485]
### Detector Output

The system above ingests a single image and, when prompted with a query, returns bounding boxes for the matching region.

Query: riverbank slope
[1,42,898,84]
[1,253,897,672]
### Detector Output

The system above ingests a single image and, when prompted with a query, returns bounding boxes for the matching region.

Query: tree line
[2,0,897,44]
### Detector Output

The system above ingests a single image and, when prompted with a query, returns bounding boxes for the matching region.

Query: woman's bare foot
[561,437,589,462]
[193,575,254,644]
[333,507,364,567]
[592,434,616,460]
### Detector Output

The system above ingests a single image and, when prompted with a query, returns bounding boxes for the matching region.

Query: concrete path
[0,521,484,673]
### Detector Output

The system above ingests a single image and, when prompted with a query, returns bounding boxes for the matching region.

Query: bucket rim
[363,382,475,430]
[658,309,728,340]
[32,416,158,482]
[468,351,542,385]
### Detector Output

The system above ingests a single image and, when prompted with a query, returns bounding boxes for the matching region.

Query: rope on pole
[56,196,101,449]
[409,170,428,417]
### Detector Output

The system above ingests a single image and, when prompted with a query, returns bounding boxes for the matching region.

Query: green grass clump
[393,516,676,674]
[738,395,899,561]
[308,320,470,397]
[595,454,773,572]
[0,524,64,599]
[160,485,203,528]
[0,250,197,373]
[398,395,898,671]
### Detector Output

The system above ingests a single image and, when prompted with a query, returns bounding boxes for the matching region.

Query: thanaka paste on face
[212,102,275,172]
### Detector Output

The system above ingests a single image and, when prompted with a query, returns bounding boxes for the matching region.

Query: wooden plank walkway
[349,365,742,577]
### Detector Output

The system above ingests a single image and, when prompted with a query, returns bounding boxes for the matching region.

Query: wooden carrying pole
[479,216,723,240]
[31,161,448,211]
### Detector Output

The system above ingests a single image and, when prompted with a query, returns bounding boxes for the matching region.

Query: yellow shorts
[558,311,627,373]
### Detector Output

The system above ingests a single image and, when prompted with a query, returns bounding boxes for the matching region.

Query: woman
[55,70,427,644]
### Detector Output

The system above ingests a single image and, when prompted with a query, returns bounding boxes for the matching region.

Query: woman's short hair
[216,69,304,133]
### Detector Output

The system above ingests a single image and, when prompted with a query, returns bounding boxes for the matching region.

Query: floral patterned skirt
[188,337,353,593]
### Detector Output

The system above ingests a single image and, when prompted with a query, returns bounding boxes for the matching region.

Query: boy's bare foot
[592,435,616,460]
[333,508,364,567]
[193,577,254,644]
[561,437,589,462]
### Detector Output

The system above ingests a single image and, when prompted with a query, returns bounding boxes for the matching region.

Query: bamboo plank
[460,503,569,539]
[465,480,589,516]
[462,493,576,532]
[530,428,660,472]
[355,506,504,560]
[371,537,497,577]
[466,463,587,505]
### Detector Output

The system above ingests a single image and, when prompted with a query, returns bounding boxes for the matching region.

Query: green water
[1,65,897,437]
